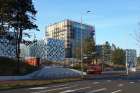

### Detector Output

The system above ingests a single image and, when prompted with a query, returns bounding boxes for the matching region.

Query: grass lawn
[0,78,82,90]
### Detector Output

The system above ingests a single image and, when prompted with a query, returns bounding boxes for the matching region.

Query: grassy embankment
[0,78,81,90]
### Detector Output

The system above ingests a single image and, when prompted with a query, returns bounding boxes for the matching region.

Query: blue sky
[33,0,140,54]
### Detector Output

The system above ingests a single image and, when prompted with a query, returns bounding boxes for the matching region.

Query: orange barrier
[25,57,40,67]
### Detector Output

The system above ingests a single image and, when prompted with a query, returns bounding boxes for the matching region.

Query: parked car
[87,64,102,74]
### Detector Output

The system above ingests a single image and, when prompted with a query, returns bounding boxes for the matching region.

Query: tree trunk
[16,28,22,74]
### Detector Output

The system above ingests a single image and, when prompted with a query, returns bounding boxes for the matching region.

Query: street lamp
[126,50,129,75]
[80,10,92,78]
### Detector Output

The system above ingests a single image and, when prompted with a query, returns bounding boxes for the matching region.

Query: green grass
[0,78,82,90]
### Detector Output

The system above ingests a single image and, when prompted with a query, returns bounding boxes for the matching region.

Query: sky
[33,0,140,54]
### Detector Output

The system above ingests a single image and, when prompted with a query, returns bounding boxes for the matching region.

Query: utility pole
[126,50,129,75]
[80,15,84,78]
[102,46,104,72]
[80,10,92,78]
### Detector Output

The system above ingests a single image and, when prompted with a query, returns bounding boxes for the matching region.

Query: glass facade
[125,49,137,69]
[46,19,95,58]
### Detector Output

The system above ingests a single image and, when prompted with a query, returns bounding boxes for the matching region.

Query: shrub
[0,57,38,75]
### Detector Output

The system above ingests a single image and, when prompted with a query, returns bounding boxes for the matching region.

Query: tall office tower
[46,19,95,59]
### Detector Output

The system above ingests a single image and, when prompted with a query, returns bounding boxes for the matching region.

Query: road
[1,79,140,93]
[1,71,140,93]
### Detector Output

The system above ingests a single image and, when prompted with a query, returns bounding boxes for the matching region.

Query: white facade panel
[0,32,16,58]
[29,38,65,62]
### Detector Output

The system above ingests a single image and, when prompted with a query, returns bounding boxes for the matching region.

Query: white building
[29,38,65,62]
[125,49,137,70]
[0,32,16,58]
[20,43,30,58]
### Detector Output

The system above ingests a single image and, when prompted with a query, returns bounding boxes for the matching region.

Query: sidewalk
[85,71,128,80]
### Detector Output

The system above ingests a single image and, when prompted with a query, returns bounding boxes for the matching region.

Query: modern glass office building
[46,19,95,58]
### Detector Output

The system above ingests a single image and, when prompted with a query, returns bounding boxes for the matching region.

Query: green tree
[137,56,140,65]
[0,0,13,33]
[83,37,95,57]
[102,41,112,64]
[75,47,81,59]
[0,0,38,73]
[112,48,125,66]
[74,37,95,63]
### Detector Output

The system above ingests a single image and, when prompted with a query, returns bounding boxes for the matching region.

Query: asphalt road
[1,71,140,93]
[1,79,140,93]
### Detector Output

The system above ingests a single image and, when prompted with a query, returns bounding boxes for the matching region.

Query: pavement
[1,71,140,93]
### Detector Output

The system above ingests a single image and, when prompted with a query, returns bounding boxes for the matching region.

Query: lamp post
[80,15,84,78]
[126,50,129,75]
[80,11,92,78]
